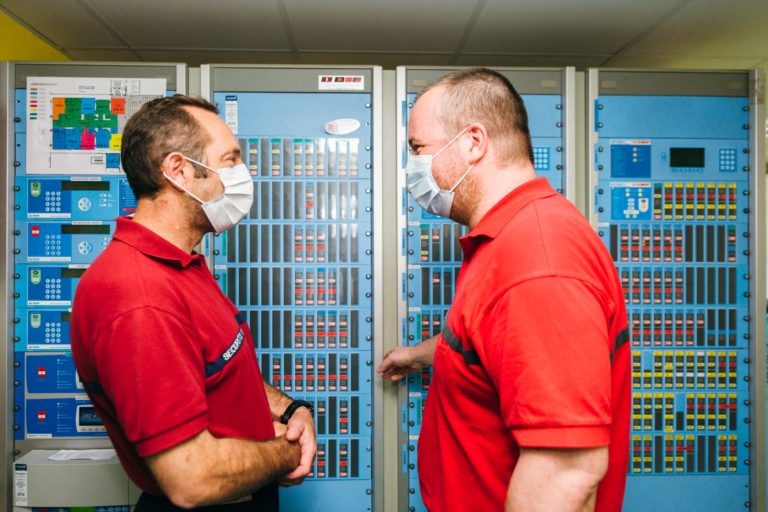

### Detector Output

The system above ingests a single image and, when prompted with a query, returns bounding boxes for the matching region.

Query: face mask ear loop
[449,164,475,193]
[432,125,470,160]
[183,155,219,175]
[163,172,207,205]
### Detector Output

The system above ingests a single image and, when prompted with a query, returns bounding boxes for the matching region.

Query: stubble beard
[449,171,479,227]
[184,191,215,234]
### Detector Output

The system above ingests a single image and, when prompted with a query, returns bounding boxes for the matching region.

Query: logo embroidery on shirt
[222,329,244,362]
[205,314,249,378]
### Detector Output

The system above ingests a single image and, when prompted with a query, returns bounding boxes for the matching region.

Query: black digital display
[670,147,705,168]
[61,224,111,235]
[61,312,71,322]
[61,268,87,279]
[61,181,110,191]
[78,406,103,426]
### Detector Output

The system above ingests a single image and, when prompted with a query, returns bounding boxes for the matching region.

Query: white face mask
[164,155,254,233]
[405,126,474,218]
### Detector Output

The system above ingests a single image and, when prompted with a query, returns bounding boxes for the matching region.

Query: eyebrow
[221,147,242,159]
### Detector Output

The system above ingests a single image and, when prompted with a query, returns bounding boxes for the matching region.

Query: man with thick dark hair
[378,68,630,512]
[72,95,316,511]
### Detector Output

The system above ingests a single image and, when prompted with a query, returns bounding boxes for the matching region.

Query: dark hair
[417,68,533,165]
[120,95,218,199]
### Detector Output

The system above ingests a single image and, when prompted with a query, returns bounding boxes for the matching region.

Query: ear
[465,123,488,165]
[161,152,191,184]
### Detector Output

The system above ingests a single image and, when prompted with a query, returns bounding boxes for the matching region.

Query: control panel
[590,70,764,511]
[7,64,182,479]
[203,65,381,512]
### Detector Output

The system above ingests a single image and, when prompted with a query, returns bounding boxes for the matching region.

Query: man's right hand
[272,421,302,476]
[376,336,438,382]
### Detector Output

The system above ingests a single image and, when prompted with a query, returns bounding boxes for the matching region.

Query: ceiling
[1,0,767,71]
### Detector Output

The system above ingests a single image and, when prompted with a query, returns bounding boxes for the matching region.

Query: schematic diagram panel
[590,70,763,511]
[205,65,381,512]
[396,67,574,512]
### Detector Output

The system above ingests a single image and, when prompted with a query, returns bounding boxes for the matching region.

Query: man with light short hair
[378,68,630,512]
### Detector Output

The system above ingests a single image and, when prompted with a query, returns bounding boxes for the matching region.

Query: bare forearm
[263,380,293,420]
[147,429,300,508]
[506,470,597,512]
[415,336,438,366]
[198,433,297,502]
[377,335,438,381]
[506,447,607,512]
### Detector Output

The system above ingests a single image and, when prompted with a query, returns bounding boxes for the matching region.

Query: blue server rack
[589,69,765,511]
[4,62,184,511]
[395,67,575,512]
[202,65,382,512]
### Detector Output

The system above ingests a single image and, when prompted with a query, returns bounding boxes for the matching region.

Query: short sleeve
[93,306,208,457]
[478,276,612,448]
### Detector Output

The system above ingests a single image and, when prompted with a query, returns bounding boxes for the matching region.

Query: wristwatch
[280,399,314,424]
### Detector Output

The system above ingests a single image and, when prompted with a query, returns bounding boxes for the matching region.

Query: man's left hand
[279,407,316,486]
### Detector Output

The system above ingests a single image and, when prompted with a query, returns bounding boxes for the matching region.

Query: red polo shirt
[71,217,274,495]
[418,178,630,512]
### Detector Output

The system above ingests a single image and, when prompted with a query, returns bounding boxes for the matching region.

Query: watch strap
[280,399,314,424]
